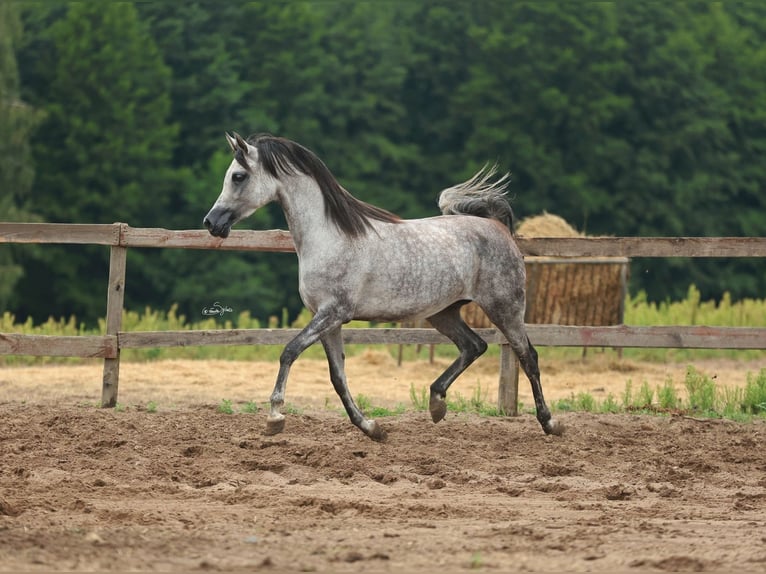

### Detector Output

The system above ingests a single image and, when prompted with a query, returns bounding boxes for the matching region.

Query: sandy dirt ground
[1,354,765,572]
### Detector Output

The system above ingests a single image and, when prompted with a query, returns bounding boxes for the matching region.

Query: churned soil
[1,354,765,572]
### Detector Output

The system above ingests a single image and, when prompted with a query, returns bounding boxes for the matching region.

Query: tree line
[2,2,765,326]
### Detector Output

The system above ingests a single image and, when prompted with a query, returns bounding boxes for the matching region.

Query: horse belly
[352,266,472,322]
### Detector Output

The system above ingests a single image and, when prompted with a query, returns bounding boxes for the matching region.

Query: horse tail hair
[437,163,515,234]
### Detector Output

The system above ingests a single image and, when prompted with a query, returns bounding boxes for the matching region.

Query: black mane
[246,133,401,237]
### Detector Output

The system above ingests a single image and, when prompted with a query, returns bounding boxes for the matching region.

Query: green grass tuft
[218,398,234,414]
[241,401,260,414]
[409,383,429,411]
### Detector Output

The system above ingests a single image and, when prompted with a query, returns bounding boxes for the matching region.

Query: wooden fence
[1,222,765,414]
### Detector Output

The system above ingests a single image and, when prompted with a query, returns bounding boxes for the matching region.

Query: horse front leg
[321,326,386,441]
[266,309,340,436]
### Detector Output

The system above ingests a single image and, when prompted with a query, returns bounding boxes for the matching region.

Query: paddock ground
[1,355,765,572]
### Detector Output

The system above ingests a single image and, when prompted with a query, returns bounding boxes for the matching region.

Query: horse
[203,132,563,441]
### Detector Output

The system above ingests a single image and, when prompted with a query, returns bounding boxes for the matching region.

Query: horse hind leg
[426,302,488,423]
[481,302,564,436]
[518,336,564,435]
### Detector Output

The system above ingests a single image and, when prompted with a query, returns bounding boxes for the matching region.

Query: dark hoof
[429,394,447,423]
[367,420,387,442]
[264,415,285,436]
[544,418,564,436]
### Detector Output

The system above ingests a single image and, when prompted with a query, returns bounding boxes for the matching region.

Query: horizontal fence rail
[3,222,765,256]
[117,325,766,351]
[0,333,118,358]
[1,222,765,413]
[516,236,766,258]
[3,326,764,360]
[0,222,121,245]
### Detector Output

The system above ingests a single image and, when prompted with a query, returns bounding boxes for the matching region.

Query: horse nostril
[203,217,211,230]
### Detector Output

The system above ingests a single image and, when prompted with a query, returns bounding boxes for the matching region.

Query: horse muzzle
[203,207,236,238]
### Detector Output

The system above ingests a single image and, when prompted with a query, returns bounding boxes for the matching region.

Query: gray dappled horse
[204,133,563,441]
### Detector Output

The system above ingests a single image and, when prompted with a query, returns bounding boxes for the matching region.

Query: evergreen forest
[1,2,765,327]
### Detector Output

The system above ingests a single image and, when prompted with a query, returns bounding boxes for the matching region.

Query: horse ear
[233,132,250,155]
[225,132,237,153]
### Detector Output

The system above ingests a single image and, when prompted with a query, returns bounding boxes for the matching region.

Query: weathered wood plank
[120,231,763,257]
[0,222,120,245]
[2,223,763,258]
[118,325,766,350]
[2,325,759,360]
[117,328,465,349]
[525,256,630,264]
[0,334,117,358]
[516,236,766,258]
[120,226,295,252]
[102,243,128,407]
[525,324,766,349]
[497,345,519,416]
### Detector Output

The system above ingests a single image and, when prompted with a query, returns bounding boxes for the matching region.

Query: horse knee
[279,344,300,368]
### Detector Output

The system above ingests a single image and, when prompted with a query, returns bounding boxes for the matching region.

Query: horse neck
[277,175,342,255]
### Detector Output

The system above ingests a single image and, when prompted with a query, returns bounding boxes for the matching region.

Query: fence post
[101,225,127,407]
[497,344,519,415]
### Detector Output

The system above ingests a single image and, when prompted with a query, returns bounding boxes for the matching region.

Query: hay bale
[460,212,629,329]
[459,300,494,329]
[523,257,628,325]
[516,211,582,238]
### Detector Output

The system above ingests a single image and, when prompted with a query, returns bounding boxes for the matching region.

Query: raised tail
[437,163,514,233]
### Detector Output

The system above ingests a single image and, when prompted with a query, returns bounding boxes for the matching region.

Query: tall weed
[656,378,680,410]
[743,369,766,414]
[683,366,718,413]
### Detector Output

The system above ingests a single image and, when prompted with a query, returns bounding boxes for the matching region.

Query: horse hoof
[264,415,286,436]
[429,394,447,423]
[366,420,387,442]
[545,418,564,436]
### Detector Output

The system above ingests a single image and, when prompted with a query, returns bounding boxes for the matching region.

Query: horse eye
[232,172,248,184]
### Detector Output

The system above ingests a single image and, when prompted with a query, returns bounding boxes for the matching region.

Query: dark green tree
[135,3,249,175]
[400,2,479,211]
[0,3,42,310]
[14,3,178,324]
[306,3,424,217]
[609,3,766,300]
[454,2,630,226]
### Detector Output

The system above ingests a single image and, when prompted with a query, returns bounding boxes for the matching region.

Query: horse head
[203,132,280,238]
